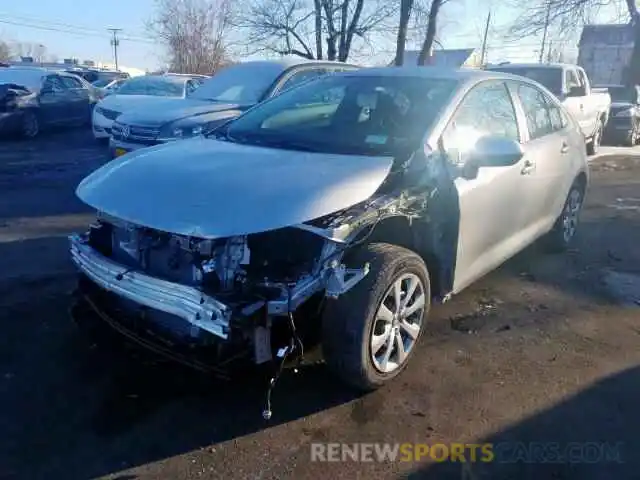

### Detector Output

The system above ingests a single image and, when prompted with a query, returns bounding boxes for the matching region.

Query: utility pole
[480,10,491,66]
[108,28,122,70]
[539,1,551,63]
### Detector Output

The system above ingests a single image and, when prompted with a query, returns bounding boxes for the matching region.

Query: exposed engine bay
[70,187,431,367]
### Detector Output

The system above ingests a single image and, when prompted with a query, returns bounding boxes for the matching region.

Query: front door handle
[560,142,569,154]
[521,159,535,175]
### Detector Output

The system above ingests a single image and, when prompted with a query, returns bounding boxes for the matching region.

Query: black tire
[624,127,636,147]
[542,181,585,253]
[322,243,431,391]
[586,121,602,156]
[21,110,40,139]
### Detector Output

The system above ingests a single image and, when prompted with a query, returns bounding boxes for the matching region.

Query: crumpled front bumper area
[69,234,232,339]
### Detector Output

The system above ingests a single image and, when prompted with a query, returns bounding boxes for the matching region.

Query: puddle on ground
[602,270,640,307]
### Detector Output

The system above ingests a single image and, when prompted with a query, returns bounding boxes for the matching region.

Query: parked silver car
[69,67,588,398]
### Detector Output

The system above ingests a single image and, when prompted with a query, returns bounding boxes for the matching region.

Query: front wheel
[586,121,602,156]
[21,110,40,139]
[322,243,431,391]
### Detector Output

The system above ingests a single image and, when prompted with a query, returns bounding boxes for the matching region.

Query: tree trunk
[417,0,443,66]
[394,0,414,66]
[314,0,323,59]
[341,0,365,62]
[338,0,350,61]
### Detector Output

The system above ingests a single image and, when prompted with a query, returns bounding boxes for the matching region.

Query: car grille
[111,122,161,146]
[97,108,121,121]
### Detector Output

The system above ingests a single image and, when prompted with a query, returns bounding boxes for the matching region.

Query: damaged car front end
[69,69,465,414]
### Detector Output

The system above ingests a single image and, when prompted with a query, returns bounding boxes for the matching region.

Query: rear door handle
[521,159,535,175]
[560,142,569,154]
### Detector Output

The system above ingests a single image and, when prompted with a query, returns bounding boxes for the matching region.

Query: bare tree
[149,0,232,74]
[416,0,446,65]
[0,40,10,62]
[32,44,47,63]
[508,0,640,84]
[394,0,414,65]
[13,41,33,58]
[237,0,397,61]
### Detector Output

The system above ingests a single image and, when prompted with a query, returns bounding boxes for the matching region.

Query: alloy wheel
[370,273,426,374]
[562,188,582,243]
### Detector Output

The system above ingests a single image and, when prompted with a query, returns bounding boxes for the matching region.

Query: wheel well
[360,215,444,297]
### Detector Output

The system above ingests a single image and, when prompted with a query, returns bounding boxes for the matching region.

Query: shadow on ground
[408,365,640,479]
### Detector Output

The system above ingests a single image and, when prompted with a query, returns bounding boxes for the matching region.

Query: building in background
[390,48,481,68]
[7,57,145,77]
[578,24,634,85]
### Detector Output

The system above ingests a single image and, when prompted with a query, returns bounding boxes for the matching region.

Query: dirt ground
[0,130,639,480]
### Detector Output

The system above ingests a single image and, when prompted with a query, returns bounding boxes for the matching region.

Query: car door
[439,80,529,294]
[509,81,574,237]
[562,68,589,134]
[60,75,91,122]
[38,75,68,126]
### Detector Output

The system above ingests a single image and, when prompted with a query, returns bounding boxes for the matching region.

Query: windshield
[0,69,44,91]
[189,62,285,104]
[608,86,638,103]
[115,76,185,97]
[223,74,458,156]
[490,67,563,96]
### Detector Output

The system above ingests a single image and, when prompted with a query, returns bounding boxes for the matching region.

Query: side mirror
[40,86,53,95]
[567,85,586,97]
[462,136,524,179]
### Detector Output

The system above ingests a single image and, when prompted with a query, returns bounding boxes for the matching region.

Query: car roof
[340,66,500,81]
[240,57,360,70]
[487,62,570,70]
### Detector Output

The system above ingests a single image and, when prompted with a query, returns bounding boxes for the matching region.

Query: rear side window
[279,68,328,92]
[565,69,580,90]
[60,76,84,89]
[516,83,556,140]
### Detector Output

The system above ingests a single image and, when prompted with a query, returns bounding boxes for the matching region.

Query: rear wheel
[542,181,584,252]
[322,243,431,391]
[21,110,39,139]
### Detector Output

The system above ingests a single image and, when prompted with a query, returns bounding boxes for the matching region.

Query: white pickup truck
[487,63,611,155]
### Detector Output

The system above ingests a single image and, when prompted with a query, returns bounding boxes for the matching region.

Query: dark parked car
[65,68,129,85]
[602,84,640,145]
[109,58,359,157]
[0,67,100,138]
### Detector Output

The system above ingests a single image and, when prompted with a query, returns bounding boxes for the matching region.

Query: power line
[0,12,152,41]
[0,18,154,44]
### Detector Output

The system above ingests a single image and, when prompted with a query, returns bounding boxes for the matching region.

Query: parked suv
[601,84,640,145]
[108,58,359,158]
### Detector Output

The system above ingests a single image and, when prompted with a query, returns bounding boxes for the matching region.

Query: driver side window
[43,76,66,93]
[441,81,519,165]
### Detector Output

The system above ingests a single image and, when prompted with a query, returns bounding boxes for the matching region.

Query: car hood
[98,94,185,114]
[76,138,394,238]
[114,98,244,126]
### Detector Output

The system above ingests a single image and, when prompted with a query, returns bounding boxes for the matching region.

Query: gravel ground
[0,129,639,480]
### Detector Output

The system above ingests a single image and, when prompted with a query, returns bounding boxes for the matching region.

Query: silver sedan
[70,66,588,392]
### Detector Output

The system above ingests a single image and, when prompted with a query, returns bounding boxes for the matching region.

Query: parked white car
[71,68,589,400]
[487,63,611,155]
[92,74,206,140]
